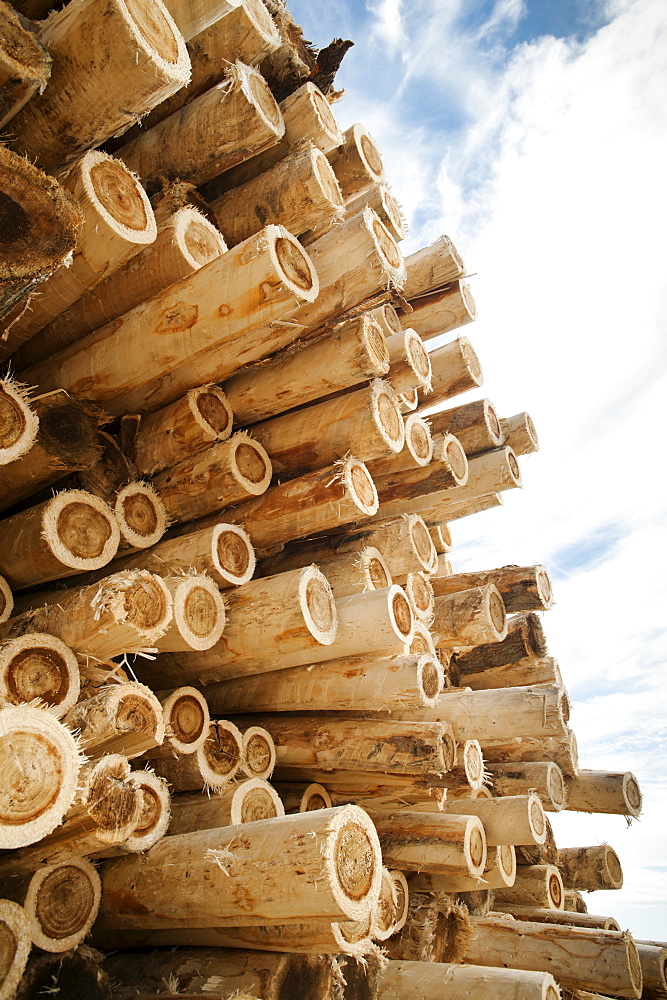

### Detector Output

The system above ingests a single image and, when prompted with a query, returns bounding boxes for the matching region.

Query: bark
[0,1,51,129]
[558,845,624,891]
[455,611,547,673]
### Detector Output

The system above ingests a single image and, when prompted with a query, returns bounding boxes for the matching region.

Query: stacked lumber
[0,2,656,999]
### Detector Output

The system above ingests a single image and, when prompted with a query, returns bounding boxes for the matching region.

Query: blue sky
[289,0,667,936]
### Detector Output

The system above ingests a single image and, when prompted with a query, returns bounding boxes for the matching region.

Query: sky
[289,0,667,937]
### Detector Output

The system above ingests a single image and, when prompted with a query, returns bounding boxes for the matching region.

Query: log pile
[0,1,656,999]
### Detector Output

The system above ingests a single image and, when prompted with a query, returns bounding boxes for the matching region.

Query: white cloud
[368,0,406,52]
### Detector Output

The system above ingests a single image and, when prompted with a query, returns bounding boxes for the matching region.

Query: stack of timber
[0,1,656,998]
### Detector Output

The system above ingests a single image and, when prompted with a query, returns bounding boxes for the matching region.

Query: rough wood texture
[104,949,340,1000]
[636,944,667,998]
[463,918,643,999]
[162,0,240,40]
[0,488,120,589]
[147,719,243,790]
[488,762,567,812]
[377,960,560,1000]
[432,564,554,614]
[0,632,79,717]
[386,327,432,393]
[259,545,392,599]
[0,378,39,467]
[345,183,408,242]
[564,770,642,818]
[105,520,256,590]
[154,572,226,652]
[416,336,483,411]
[0,0,51,129]
[0,149,81,322]
[212,142,343,245]
[75,431,139,501]
[455,611,547,674]
[22,207,227,362]
[252,378,404,477]
[6,150,157,359]
[0,391,103,513]
[429,398,503,455]
[113,482,167,553]
[480,729,576,778]
[385,891,471,963]
[22,225,318,417]
[463,655,562,691]
[495,864,565,910]
[367,810,486,877]
[1,569,173,659]
[429,583,507,648]
[408,844,516,893]
[327,123,385,201]
[558,845,624,891]
[0,704,81,849]
[0,857,101,953]
[202,652,443,714]
[97,805,382,928]
[368,433,469,520]
[402,236,466,299]
[167,777,284,834]
[120,61,284,190]
[437,793,547,846]
[404,279,477,340]
[66,680,164,759]
[9,0,190,169]
[500,909,620,932]
[368,412,432,474]
[501,412,540,455]
[154,685,209,755]
[221,312,389,425]
[0,900,31,1000]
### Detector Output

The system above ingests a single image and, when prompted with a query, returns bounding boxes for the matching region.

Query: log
[154,685,209,755]
[67,680,164,759]
[462,918,643,999]
[15,945,111,1000]
[8,0,190,169]
[636,944,667,998]
[0,857,100,953]
[481,731,579,777]
[429,398,503,455]
[438,493,504,523]
[327,123,384,201]
[464,655,562,691]
[139,0,281,127]
[0,378,39,468]
[345,183,408,243]
[367,412,433,474]
[0,577,11,624]
[429,584,507,649]
[167,777,284,835]
[558,846,624,891]
[437,793,547,846]
[495,864,564,910]
[147,717,243,790]
[0,704,81,849]
[153,573,226,652]
[152,432,271,523]
[0,632,79,717]
[94,920,375,957]
[392,685,569,741]
[76,431,139,501]
[430,522,453,553]
[432,564,554,614]
[104,949,342,999]
[564,770,642,818]
[5,151,157,359]
[403,571,435,622]
[564,891,588,913]
[370,866,399,941]
[403,236,466,299]
[23,208,227,364]
[369,432,469,516]
[501,412,540,455]
[416,336,483,411]
[113,482,167,553]
[126,384,233,477]
[404,279,477,341]
[119,61,284,191]
[239,725,276,779]
[202,652,443,714]
[385,328,433,394]
[398,386,419,411]
[409,445,522,519]
[0,1,51,129]
[173,455,379,560]
[252,378,404,477]
[455,611,547,674]
[247,716,455,781]
[260,545,392,599]
[367,809,486,876]
[0,148,81,322]
[111,770,171,856]
[211,142,343,245]
[221,312,389,425]
[0,900,31,1000]
[1,569,173,660]
[502,909,620,931]
[97,804,382,928]
[161,0,240,40]
[377,960,560,1000]
[287,208,405,337]
[408,844,516,893]
[409,621,438,658]
[136,564,337,686]
[0,753,141,875]
[0,391,103,513]
[488,762,567,812]
[276,782,332,813]
[24,224,319,416]
[0,487,120,590]
[385,890,470,963]
[390,869,410,932]
[107,520,256,589]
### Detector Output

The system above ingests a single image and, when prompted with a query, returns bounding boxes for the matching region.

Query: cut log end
[389,584,416,645]
[0,380,39,466]
[268,225,319,301]
[463,740,486,790]
[419,654,445,705]
[0,576,12,623]
[390,870,410,932]
[0,899,31,1000]
[79,754,140,843]
[235,777,284,824]
[371,867,399,941]
[123,0,191,77]
[202,720,244,787]
[405,327,433,388]
[178,209,228,269]
[0,705,81,849]
[0,633,79,718]
[189,384,233,439]
[367,210,405,285]
[44,489,120,573]
[212,523,256,587]
[300,783,333,812]
[241,726,276,780]
[121,570,173,638]
[328,805,383,921]
[24,859,101,953]
[230,432,273,495]
[83,151,156,244]
[436,432,470,486]
[343,457,379,515]
[115,482,167,550]
[405,414,433,466]
[160,686,209,754]
[166,573,226,651]
[125,771,171,852]
[361,314,391,371]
